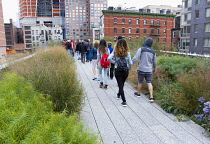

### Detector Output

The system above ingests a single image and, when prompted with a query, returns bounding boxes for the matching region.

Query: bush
[0,73,99,143]
[7,46,84,113]
[174,67,210,115]
[157,56,197,80]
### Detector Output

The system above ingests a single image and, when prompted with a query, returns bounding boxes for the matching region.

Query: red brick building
[100,10,175,44]
[0,0,6,62]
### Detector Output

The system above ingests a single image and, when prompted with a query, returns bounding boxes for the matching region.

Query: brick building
[100,10,175,44]
[4,19,24,53]
[0,0,6,62]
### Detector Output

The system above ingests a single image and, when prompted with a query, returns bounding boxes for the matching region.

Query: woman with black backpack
[108,39,132,107]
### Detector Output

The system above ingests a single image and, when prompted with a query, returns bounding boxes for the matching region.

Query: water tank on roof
[117,7,121,11]
[166,10,171,14]
[139,9,144,12]
[108,7,114,10]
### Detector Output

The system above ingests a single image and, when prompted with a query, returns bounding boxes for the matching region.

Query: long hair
[114,39,130,57]
[99,39,107,54]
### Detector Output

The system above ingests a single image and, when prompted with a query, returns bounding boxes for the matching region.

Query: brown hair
[99,39,107,54]
[114,39,130,57]
[93,40,100,47]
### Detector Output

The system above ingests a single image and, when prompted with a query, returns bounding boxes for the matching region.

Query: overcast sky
[2,0,182,23]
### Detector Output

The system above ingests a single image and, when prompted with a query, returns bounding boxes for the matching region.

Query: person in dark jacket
[76,40,81,60]
[90,40,100,80]
[84,39,92,62]
[66,39,72,56]
[132,38,157,102]
[79,41,88,64]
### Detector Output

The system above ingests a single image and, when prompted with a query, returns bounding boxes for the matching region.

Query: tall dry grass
[7,46,84,113]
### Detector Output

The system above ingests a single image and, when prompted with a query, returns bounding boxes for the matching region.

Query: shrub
[157,56,197,80]
[174,67,210,115]
[7,46,84,113]
[0,73,99,143]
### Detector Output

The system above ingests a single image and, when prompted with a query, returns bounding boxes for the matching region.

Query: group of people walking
[64,36,156,107]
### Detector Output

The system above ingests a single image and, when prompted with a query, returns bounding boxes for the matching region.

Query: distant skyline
[108,0,182,8]
[2,0,182,23]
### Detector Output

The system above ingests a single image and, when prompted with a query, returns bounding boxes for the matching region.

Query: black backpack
[116,57,128,71]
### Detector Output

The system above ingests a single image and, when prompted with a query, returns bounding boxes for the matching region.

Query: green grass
[0,73,99,144]
[3,46,84,113]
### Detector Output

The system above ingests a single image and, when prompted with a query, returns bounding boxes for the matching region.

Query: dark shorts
[138,71,153,83]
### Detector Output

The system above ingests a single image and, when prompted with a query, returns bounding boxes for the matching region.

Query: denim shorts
[138,70,153,83]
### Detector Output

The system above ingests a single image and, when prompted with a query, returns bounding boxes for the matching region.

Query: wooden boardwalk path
[75,58,210,144]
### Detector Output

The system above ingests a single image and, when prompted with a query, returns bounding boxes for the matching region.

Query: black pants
[110,63,115,79]
[115,70,129,102]
[81,52,86,63]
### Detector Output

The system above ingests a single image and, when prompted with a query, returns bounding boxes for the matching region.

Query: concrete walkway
[75,58,210,144]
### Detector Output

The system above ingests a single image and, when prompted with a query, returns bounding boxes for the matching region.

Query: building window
[122,18,125,24]
[173,31,176,37]
[195,10,199,18]
[128,28,131,33]
[204,38,210,46]
[194,38,197,46]
[32,30,34,35]
[157,20,160,25]
[122,28,125,33]
[128,19,132,24]
[24,26,31,30]
[194,24,198,33]
[195,0,200,5]
[114,27,117,33]
[164,20,167,25]
[144,20,147,25]
[151,20,154,25]
[156,37,159,42]
[136,19,139,24]
[144,28,147,34]
[157,29,160,34]
[163,37,166,43]
[36,36,39,40]
[206,8,210,17]
[205,23,210,32]
[136,36,139,39]
[136,28,139,33]
[36,30,38,35]
[114,18,117,23]
[54,36,57,40]
[151,29,154,34]
[164,29,166,34]
[32,36,35,41]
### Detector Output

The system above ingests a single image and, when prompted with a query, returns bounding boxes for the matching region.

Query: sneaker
[104,85,108,90]
[121,102,127,107]
[134,92,141,98]
[99,83,103,88]
[116,94,120,100]
[92,77,97,80]
[149,98,154,102]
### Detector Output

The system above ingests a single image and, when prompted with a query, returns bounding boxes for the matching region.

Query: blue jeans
[86,50,91,61]
[98,64,108,85]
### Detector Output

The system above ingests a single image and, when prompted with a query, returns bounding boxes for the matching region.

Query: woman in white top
[108,39,132,107]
